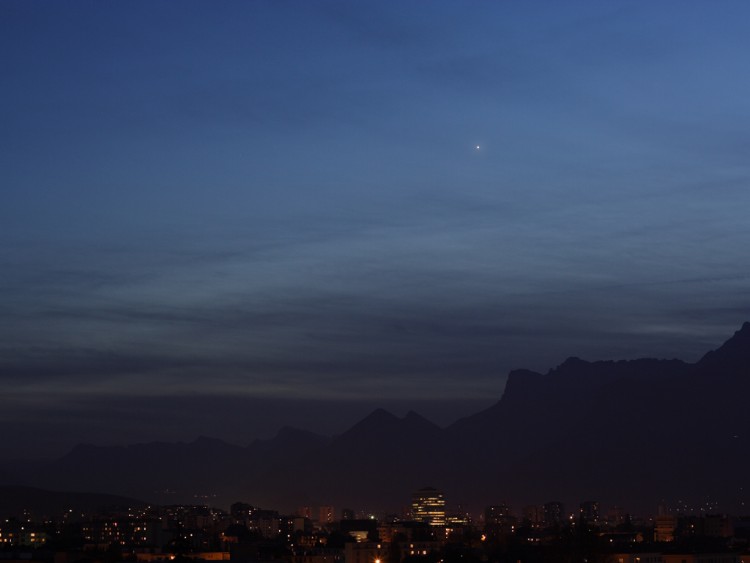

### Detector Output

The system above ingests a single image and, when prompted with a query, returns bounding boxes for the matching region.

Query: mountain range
[2,322,749,517]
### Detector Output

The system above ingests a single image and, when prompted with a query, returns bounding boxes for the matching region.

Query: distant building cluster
[2,487,750,563]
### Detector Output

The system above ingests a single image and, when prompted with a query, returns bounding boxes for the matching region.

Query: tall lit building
[319,506,334,525]
[341,508,355,521]
[543,501,565,526]
[411,487,445,527]
[485,504,512,526]
[579,501,599,524]
[523,505,544,526]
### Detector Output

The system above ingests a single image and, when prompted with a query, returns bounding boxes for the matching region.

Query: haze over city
[2,1,750,461]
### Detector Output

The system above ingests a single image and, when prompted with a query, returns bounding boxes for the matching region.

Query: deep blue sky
[2,1,750,458]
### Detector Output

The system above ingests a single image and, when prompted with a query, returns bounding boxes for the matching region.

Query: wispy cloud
[2,0,750,456]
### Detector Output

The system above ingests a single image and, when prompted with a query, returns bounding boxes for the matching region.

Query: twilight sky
[2,1,750,459]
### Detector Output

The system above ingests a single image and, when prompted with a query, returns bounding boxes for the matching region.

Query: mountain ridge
[2,322,749,514]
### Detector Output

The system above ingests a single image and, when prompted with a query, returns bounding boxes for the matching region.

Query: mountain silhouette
[697,321,750,376]
[2,323,749,515]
